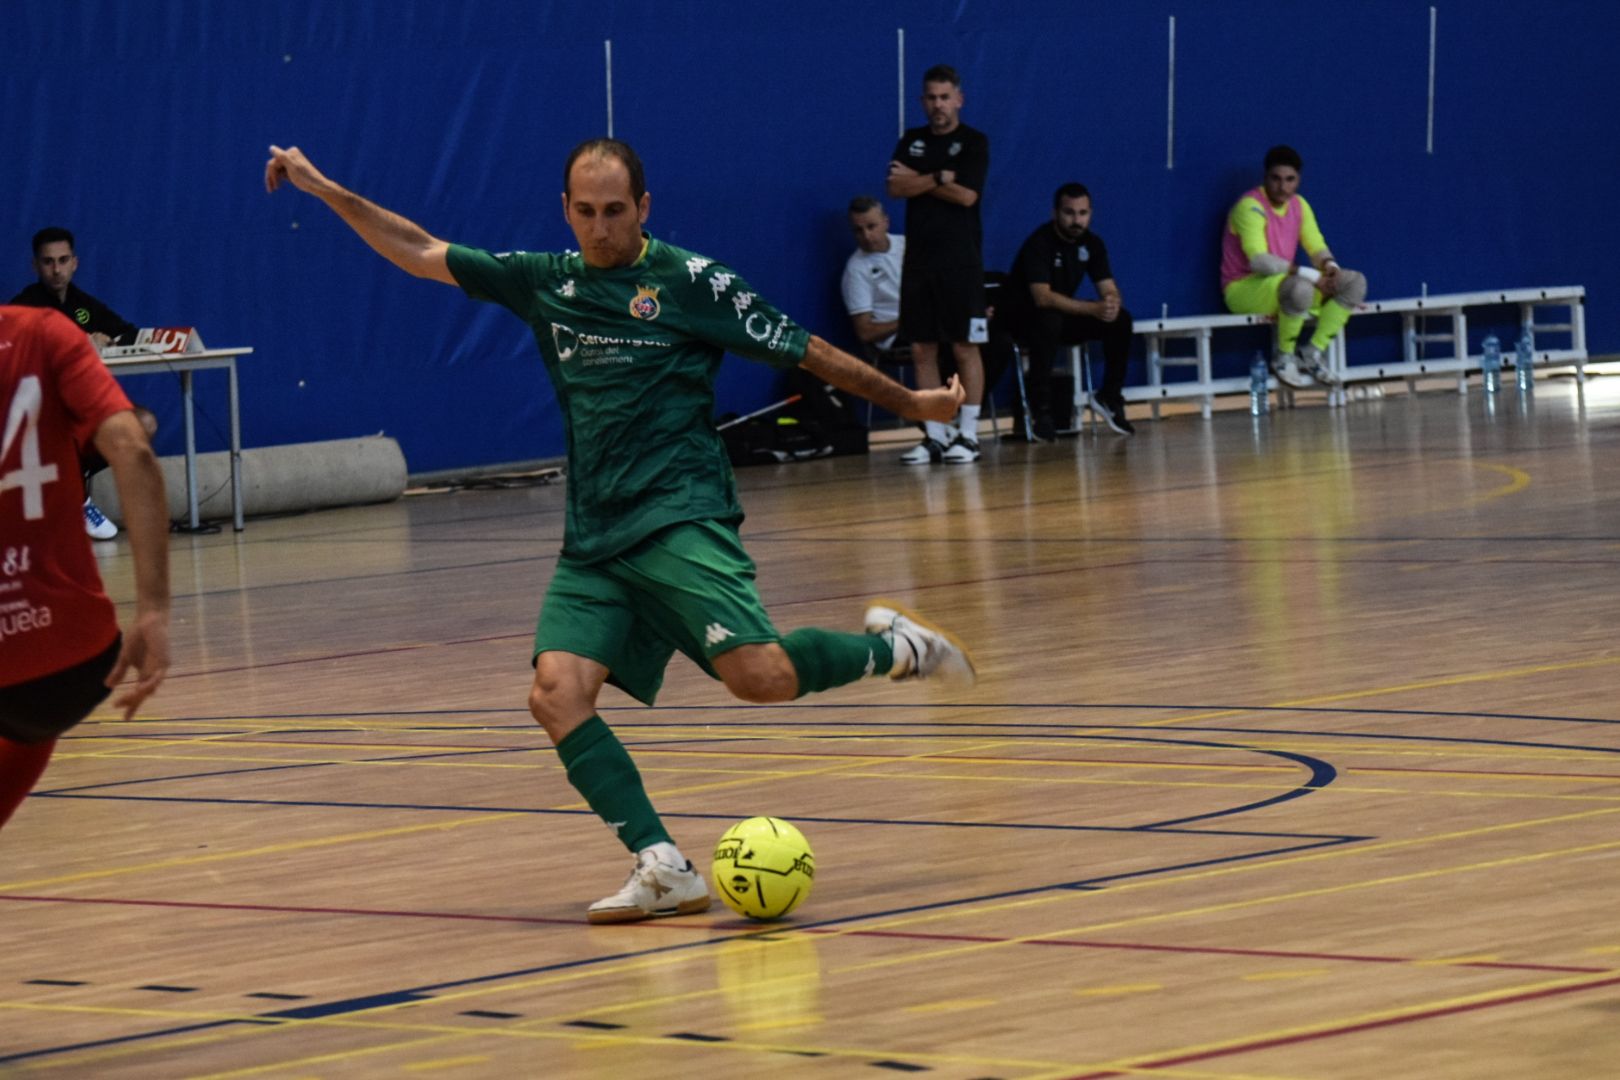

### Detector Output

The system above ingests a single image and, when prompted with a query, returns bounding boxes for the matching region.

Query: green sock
[1310,299,1353,350]
[1277,312,1306,353]
[555,716,670,854]
[780,627,894,697]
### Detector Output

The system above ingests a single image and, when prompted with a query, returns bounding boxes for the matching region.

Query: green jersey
[447,236,810,563]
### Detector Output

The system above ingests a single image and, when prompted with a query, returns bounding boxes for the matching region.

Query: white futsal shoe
[587,849,711,924]
[865,602,977,686]
[84,497,118,540]
[1270,352,1313,390]
[1296,343,1336,385]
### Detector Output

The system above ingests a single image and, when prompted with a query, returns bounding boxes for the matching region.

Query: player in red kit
[0,306,171,832]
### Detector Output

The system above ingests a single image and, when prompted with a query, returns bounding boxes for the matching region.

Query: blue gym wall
[6,1,1616,474]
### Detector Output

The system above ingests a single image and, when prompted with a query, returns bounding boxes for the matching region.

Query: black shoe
[1094,394,1135,435]
[1032,415,1057,442]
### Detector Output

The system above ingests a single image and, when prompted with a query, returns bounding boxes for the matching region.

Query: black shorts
[0,636,120,744]
[900,265,988,345]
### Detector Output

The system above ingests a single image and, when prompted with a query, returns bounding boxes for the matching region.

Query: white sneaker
[1297,343,1335,384]
[586,850,711,924]
[900,438,946,466]
[1270,354,1312,389]
[940,435,980,464]
[865,601,976,685]
[84,498,118,540]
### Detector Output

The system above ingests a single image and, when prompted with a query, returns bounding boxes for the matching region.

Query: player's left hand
[908,375,967,422]
[1318,264,1341,298]
[106,610,171,720]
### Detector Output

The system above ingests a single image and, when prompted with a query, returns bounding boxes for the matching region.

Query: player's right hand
[106,611,171,721]
[910,375,967,422]
[265,145,328,196]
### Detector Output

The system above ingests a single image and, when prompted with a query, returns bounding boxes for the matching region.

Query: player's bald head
[563,138,646,204]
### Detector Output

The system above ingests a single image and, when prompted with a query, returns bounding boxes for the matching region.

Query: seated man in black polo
[1001,183,1135,438]
[12,227,156,539]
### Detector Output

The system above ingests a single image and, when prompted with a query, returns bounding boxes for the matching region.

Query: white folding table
[103,347,254,532]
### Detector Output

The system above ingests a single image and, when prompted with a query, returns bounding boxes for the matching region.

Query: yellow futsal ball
[711,816,815,920]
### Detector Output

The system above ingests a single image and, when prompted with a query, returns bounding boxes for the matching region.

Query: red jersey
[1,306,133,687]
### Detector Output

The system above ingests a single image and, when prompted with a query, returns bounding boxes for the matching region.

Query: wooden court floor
[5,376,1619,1079]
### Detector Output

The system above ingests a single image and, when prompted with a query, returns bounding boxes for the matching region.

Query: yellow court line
[1470,462,1531,503]
[826,835,1620,981]
[554,739,1018,811]
[1137,653,1620,729]
[1058,968,1618,1080]
[185,1033,468,1080]
[0,811,522,891]
[50,749,555,772]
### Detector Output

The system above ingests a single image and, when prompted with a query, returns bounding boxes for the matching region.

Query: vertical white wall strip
[1166,15,1177,170]
[605,40,615,137]
[1426,7,1437,154]
[897,28,906,138]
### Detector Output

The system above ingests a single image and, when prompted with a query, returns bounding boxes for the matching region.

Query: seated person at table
[12,227,159,539]
[1220,145,1367,388]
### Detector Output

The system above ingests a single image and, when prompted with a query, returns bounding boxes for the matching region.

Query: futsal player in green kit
[265,138,974,923]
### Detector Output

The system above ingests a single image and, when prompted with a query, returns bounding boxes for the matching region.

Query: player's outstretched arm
[800,336,964,423]
[93,411,171,719]
[265,145,455,285]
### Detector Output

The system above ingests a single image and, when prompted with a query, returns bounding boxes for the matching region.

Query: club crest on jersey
[629,285,661,320]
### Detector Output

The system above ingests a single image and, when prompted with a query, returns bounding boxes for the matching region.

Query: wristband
[1296,265,1323,284]
[934,170,944,187]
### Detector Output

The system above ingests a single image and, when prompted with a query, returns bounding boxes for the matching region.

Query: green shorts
[533,519,781,705]
[1224,273,1326,317]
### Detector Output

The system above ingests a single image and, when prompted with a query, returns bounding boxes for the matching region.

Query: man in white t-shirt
[840,196,905,354]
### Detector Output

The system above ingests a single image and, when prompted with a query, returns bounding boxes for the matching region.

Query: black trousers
[1015,307,1134,420]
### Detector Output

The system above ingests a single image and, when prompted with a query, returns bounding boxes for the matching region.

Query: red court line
[1062,973,1620,1079]
[3,895,1604,975]
[819,928,1608,975]
[162,633,527,681]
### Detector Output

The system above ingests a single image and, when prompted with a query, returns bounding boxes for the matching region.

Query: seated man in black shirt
[1001,183,1136,438]
[12,227,157,539]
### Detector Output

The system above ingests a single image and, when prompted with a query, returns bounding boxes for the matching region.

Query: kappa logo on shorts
[704,622,736,647]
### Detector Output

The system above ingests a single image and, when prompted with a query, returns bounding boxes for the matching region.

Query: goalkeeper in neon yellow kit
[1221,145,1368,387]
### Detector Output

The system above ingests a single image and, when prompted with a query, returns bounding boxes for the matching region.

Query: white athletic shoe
[586,850,712,924]
[865,601,977,685]
[940,435,981,464]
[83,498,118,540]
[900,437,947,465]
[1296,343,1336,385]
[1270,354,1313,390]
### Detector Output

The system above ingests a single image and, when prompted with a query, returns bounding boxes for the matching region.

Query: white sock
[924,420,950,444]
[958,405,981,442]
[642,841,685,868]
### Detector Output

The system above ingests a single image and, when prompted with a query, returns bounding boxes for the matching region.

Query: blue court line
[38,732,1343,835]
[0,1019,268,1066]
[1,831,1362,1068]
[25,794,1358,843]
[67,699,1620,727]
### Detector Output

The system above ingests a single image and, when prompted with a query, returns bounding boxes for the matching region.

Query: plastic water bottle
[1249,353,1269,415]
[1481,334,1501,394]
[1515,326,1535,392]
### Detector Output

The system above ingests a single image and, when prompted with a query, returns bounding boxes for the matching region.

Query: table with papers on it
[101,327,254,532]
